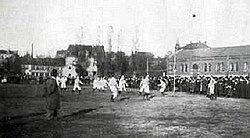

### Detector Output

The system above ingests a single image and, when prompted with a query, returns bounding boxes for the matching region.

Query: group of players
[92,74,156,101]
[55,74,155,101]
[92,75,127,101]
[55,75,129,101]
[55,73,250,102]
[43,70,250,120]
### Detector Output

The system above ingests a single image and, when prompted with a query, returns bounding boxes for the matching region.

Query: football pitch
[0,84,250,138]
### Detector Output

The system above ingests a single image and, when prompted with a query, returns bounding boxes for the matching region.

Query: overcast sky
[1,0,250,57]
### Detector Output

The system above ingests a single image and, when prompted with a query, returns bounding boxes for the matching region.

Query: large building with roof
[167,42,250,76]
[21,57,65,77]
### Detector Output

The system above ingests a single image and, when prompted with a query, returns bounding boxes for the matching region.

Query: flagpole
[173,49,176,95]
[146,58,149,75]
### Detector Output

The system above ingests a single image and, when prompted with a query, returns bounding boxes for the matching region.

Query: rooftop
[175,45,250,60]
[0,50,18,55]
[21,57,65,66]
[182,42,210,50]
[67,44,105,57]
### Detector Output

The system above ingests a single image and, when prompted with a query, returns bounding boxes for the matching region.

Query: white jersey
[140,78,150,93]
[56,76,61,86]
[73,78,83,91]
[158,79,166,92]
[118,78,127,92]
[60,77,67,88]
[208,79,216,95]
[96,79,102,89]
[109,77,118,98]
[93,78,98,89]
[100,78,108,90]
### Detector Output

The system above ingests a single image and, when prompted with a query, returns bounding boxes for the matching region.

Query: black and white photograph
[1,0,250,137]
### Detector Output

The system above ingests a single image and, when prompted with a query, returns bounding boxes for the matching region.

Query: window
[216,63,224,72]
[31,65,35,70]
[216,63,220,72]
[230,63,234,71]
[204,63,207,72]
[220,63,224,72]
[185,64,188,72]
[234,62,238,71]
[208,63,212,72]
[180,64,184,72]
[244,62,248,72]
[193,64,198,70]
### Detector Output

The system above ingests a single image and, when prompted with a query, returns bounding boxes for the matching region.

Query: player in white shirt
[72,76,83,95]
[56,76,61,87]
[140,75,150,100]
[108,76,119,102]
[60,76,67,94]
[208,76,217,100]
[158,78,166,96]
[96,77,102,91]
[92,77,99,92]
[118,75,127,95]
[100,77,108,91]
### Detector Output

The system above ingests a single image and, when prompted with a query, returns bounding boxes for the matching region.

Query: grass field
[0,84,250,138]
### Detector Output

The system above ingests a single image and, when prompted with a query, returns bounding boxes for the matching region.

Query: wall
[167,55,250,76]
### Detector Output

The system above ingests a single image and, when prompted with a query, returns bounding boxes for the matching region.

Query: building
[21,57,65,77]
[56,50,68,58]
[57,44,106,77]
[0,50,18,63]
[0,50,20,75]
[167,42,250,77]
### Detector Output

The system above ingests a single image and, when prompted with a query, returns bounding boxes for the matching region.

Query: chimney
[31,43,33,58]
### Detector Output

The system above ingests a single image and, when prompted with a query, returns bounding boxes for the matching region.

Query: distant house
[167,42,250,76]
[0,50,18,63]
[56,50,68,58]
[21,57,65,77]
[57,44,106,77]
[0,50,20,75]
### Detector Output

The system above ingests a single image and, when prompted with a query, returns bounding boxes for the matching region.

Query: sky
[1,0,250,57]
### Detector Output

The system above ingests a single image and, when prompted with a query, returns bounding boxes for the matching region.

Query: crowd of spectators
[126,75,250,99]
[2,73,250,99]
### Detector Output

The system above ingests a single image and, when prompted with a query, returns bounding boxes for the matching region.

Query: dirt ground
[0,84,250,138]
